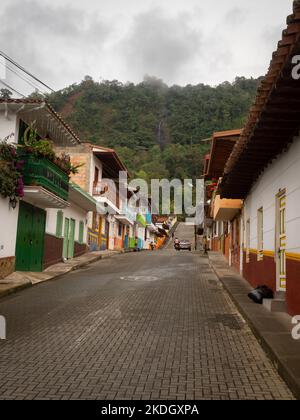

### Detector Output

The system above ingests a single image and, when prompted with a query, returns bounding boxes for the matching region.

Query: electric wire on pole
[0,50,55,95]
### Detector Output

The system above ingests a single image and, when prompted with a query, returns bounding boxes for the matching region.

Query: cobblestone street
[0,225,294,400]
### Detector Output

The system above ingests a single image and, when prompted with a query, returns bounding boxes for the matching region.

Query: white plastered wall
[0,112,17,142]
[0,198,19,258]
[46,203,89,244]
[0,111,19,259]
[243,135,300,257]
[89,154,103,195]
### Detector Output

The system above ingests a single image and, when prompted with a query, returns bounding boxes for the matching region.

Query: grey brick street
[0,224,294,400]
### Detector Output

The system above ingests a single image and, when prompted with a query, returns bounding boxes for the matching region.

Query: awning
[115,215,134,225]
[95,197,121,215]
[0,100,81,146]
[147,223,158,233]
[69,183,97,212]
[158,227,168,236]
[213,195,243,221]
[22,186,70,209]
[92,146,129,178]
[205,130,241,180]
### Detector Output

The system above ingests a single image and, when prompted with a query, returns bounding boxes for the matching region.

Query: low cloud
[119,9,203,84]
[0,0,293,89]
[0,0,112,91]
[225,7,247,25]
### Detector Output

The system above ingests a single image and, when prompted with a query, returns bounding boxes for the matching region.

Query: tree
[0,88,12,99]
[27,89,45,100]
[45,76,260,181]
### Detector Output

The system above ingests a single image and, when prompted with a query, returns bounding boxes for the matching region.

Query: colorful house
[205,1,300,315]
[54,142,134,251]
[204,130,242,261]
[0,99,94,276]
[45,183,97,268]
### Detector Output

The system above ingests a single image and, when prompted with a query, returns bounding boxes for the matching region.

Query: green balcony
[21,155,69,201]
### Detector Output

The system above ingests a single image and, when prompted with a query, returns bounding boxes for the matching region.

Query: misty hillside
[44,76,261,180]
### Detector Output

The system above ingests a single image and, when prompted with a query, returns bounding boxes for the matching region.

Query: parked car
[178,240,192,251]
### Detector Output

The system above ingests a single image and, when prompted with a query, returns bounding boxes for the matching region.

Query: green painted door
[31,206,46,271]
[68,219,76,259]
[15,202,32,271]
[63,218,70,260]
[15,202,46,272]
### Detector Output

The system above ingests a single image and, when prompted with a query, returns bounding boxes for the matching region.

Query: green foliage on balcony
[22,155,69,201]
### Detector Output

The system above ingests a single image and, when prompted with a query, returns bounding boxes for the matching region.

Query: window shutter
[56,211,63,238]
[79,221,84,244]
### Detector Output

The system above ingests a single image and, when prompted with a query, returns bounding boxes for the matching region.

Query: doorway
[276,191,286,292]
[63,218,76,260]
[105,220,110,250]
[15,201,46,272]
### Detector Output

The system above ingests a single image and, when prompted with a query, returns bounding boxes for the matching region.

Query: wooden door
[105,220,110,250]
[15,202,45,272]
[31,206,46,271]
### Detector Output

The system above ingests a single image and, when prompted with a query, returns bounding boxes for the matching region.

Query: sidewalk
[0,250,122,299]
[208,251,300,399]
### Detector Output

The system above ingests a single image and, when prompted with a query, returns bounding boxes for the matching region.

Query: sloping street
[0,224,294,400]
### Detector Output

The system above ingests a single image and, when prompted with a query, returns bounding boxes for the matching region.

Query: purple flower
[15,160,24,171]
[16,177,24,198]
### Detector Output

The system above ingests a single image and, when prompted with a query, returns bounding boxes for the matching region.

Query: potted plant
[19,123,82,176]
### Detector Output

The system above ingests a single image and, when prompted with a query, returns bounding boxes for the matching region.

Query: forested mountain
[44,75,261,180]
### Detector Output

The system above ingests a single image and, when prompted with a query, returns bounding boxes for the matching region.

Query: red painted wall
[44,235,88,269]
[242,251,276,291]
[74,242,88,258]
[230,218,240,273]
[44,234,63,269]
[242,251,300,316]
[224,234,230,261]
[286,259,300,316]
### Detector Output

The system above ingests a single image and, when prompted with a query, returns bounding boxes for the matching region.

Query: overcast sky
[0,0,293,93]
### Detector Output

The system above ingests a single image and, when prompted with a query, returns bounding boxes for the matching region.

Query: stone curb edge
[209,259,300,400]
[0,250,126,300]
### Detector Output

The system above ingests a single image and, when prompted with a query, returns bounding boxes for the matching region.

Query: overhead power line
[0,79,25,98]
[0,60,46,96]
[0,50,55,93]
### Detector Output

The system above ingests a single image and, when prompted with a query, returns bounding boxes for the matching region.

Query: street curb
[0,282,32,299]
[208,259,300,400]
[0,251,123,300]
